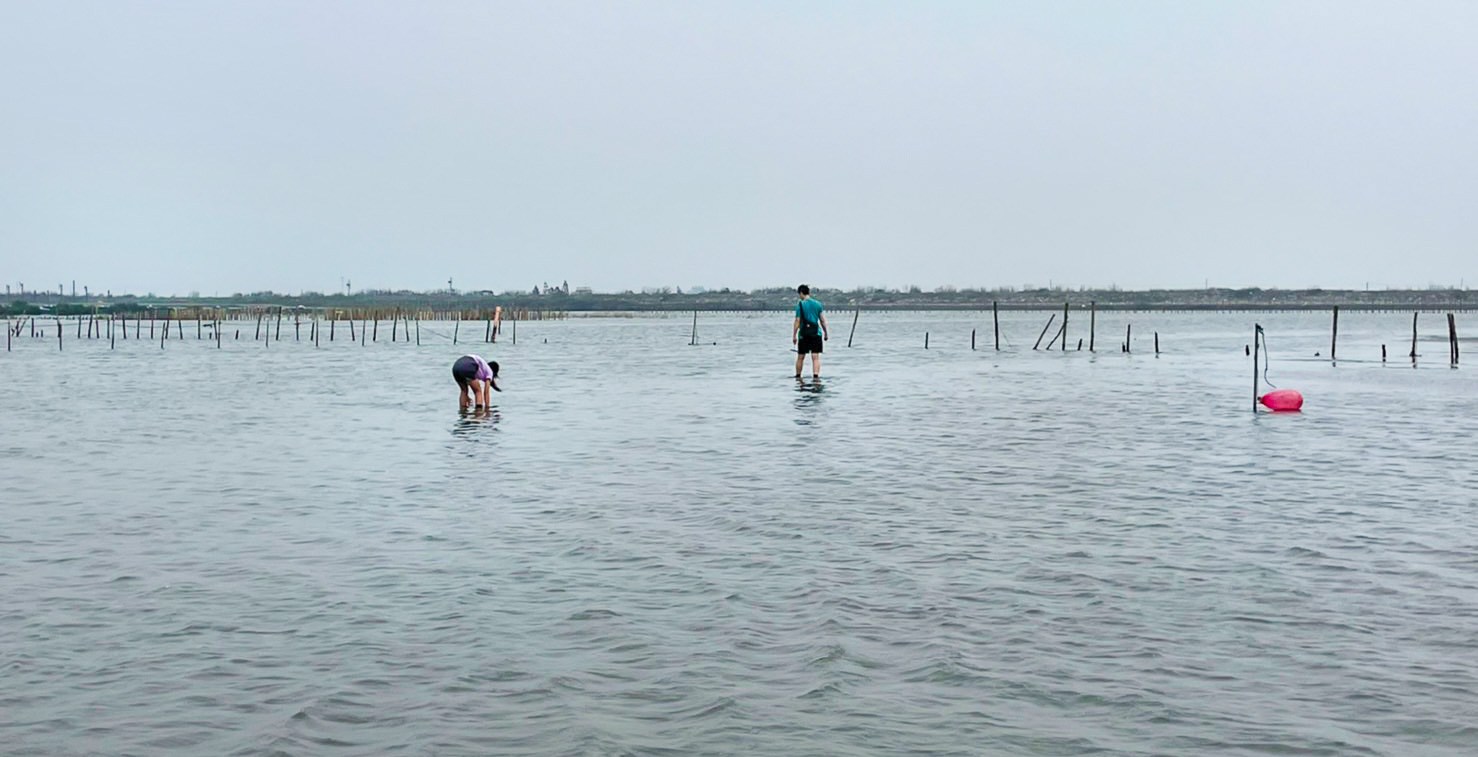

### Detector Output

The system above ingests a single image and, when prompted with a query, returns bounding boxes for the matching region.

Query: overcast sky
[1,1,1474,296]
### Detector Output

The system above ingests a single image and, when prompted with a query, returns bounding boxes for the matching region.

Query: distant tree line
[4,285,1475,316]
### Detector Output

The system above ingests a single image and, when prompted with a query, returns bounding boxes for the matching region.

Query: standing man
[792,284,828,378]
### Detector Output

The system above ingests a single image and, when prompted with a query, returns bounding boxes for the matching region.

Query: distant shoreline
[4,287,1476,316]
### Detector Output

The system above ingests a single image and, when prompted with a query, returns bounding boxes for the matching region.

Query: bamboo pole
[690,310,698,346]
[1045,321,1065,350]
[1089,301,1096,352]
[925,331,929,349]
[58,319,62,350]
[1061,302,1068,352]
[1125,324,1131,353]
[1032,314,1056,350]
[276,307,282,341]
[1410,312,1418,362]
[1253,324,1261,413]
[1449,313,1459,365]
[993,301,999,350]
[415,316,420,346]
[176,316,183,340]
[1154,331,1160,355]
[847,309,859,348]
[1330,306,1339,361]
[971,329,976,350]
[255,311,263,340]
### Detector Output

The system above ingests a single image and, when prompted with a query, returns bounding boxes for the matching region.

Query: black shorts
[452,356,479,385]
[797,334,824,354]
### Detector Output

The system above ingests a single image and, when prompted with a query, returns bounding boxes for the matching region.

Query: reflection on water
[792,376,826,423]
[452,406,501,437]
[3,311,1478,757]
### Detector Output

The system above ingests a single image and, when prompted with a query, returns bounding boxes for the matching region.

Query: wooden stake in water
[972,329,976,350]
[993,301,999,351]
[454,312,460,345]
[847,309,859,348]
[925,331,929,349]
[1045,321,1064,350]
[415,316,420,346]
[1154,331,1160,355]
[1253,324,1261,413]
[58,319,62,351]
[1125,324,1132,353]
[1449,313,1459,365]
[1330,305,1339,362]
[1061,302,1069,352]
[1382,344,1387,362]
[1410,312,1418,362]
[1032,314,1056,350]
[690,310,698,346]
[255,311,263,340]
[1089,301,1096,352]
[176,317,182,340]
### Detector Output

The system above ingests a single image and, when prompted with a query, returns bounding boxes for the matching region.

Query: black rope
[1257,327,1277,389]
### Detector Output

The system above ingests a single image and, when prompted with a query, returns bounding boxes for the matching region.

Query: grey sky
[2,1,1474,296]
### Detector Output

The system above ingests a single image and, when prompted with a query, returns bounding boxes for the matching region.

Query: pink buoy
[1259,389,1304,412]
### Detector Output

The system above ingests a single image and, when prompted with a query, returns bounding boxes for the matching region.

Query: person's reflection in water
[451,406,501,439]
[792,377,825,425]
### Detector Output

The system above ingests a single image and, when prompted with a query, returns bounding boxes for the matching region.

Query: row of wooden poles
[913,302,1157,354]
[2,306,544,350]
[6,303,1460,364]
[1328,306,1461,365]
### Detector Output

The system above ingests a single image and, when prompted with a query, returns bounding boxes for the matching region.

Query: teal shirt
[795,298,824,332]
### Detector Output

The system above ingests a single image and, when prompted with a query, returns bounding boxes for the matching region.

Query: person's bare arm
[792,316,801,344]
[820,313,829,339]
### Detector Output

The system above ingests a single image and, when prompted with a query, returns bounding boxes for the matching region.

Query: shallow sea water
[3,309,1477,756]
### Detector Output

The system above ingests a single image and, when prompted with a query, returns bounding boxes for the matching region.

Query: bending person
[452,354,501,409]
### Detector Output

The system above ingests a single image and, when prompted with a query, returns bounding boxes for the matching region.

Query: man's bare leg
[811,353,822,378]
[795,352,804,378]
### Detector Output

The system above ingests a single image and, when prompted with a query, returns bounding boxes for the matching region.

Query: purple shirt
[466,354,494,381]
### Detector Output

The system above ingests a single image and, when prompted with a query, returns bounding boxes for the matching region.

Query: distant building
[574,287,593,295]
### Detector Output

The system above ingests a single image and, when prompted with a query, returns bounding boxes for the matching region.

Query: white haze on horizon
[1,1,1474,297]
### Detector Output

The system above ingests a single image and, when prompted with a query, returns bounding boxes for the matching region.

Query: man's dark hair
[797,284,810,295]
